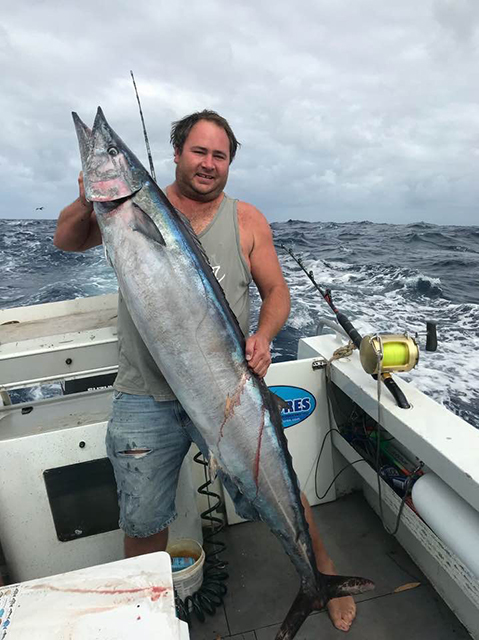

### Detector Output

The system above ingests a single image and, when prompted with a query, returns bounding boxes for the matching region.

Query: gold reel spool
[359,334,419,375]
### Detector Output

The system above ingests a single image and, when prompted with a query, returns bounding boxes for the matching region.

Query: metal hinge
[311,357,328,370]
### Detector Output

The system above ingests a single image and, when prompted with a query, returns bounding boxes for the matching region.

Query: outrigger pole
[130,70,156,182]
[280,245,410,409]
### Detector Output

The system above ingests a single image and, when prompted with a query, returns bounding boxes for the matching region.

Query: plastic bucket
[166,538,205,600]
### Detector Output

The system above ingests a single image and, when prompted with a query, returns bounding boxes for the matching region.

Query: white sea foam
[284,259,479,428]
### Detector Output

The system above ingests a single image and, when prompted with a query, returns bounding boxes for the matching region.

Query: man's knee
[124,528,169,557]
[120,448,152,459]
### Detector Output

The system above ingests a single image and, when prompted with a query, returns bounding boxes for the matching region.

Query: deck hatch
[44,458,120,542]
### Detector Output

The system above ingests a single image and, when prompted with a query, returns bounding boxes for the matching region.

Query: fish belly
[98,197,316,582]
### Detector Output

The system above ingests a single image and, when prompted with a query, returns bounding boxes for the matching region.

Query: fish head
[72,107,147,202]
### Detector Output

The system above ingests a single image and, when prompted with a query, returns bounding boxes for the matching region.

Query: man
[54,110,356,632]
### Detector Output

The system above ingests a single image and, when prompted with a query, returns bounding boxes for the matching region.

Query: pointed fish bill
[72,107,146,202]
[72,111,96,200]
[72,112,92,160]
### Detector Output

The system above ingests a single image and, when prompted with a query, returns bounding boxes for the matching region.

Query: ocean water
[1,218,478,429]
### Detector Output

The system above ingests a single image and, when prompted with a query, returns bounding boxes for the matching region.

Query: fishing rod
[279,245,437,409]
[130,70,156,181]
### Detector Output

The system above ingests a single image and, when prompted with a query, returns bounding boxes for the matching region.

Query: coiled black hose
[177,451,229,624]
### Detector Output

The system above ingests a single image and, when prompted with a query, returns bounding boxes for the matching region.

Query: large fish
[73,107,374,639]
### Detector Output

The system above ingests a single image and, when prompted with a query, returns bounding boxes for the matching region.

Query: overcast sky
[2,0,479,225]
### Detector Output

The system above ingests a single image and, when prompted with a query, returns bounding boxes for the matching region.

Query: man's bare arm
[241,204,291,377]
[248,207,291,342]
[53,173,102,252]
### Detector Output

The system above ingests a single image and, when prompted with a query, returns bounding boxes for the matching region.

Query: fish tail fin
[324,573,375,599]
[275,575,374,640]
[275,589,313,640]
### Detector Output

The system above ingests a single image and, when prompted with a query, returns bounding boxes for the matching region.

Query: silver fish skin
[73,107,374,639]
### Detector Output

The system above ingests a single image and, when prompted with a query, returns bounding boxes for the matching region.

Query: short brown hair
[170,110,240,163]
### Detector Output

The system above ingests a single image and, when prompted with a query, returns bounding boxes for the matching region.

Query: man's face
[174,120,230,202]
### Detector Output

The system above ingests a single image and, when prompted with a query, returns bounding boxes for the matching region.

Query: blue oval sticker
[269,385,316,429]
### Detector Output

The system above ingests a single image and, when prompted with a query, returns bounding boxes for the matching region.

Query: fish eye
[108,146,119,157]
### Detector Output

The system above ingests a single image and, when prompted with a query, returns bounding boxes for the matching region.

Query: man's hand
[78,171,92,209]
[245,333,271,378]
[53,172,101,251]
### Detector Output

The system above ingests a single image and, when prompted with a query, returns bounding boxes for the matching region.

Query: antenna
[130,70,156,181]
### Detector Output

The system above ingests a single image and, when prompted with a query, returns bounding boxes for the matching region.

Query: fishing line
[312,426,365,500]
[314,369,421,536]
[373,353,424,536]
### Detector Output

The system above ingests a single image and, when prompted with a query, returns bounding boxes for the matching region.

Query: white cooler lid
[0,551,187,639]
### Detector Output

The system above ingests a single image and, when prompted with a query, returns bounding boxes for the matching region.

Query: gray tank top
[114,194,252,400]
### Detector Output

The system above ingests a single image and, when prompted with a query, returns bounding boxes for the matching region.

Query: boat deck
[189,492,471,640]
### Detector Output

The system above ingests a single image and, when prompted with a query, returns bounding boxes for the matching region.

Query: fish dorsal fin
[175,208,213,267]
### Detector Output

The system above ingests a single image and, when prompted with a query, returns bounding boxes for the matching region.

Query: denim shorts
[106,391,258,538]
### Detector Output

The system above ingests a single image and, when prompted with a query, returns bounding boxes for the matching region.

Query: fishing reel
[359,321,437,376]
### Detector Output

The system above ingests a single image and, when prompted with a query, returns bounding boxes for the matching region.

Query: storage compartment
[44,458,120,542]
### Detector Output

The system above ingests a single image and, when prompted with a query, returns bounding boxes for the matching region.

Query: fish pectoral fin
[130,207,166,246]
[324,573,375,599]
[275,589,312,640]
[270,391,289,412]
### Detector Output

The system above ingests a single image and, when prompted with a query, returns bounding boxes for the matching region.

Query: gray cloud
[1,0,479,224]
